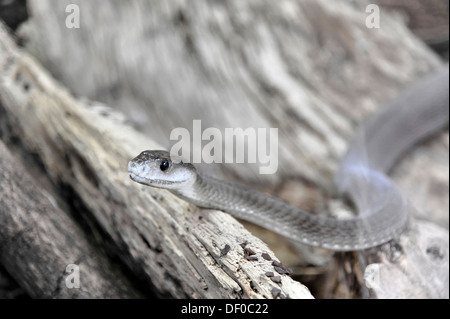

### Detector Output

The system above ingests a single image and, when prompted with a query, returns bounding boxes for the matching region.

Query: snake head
[128,150,197,189]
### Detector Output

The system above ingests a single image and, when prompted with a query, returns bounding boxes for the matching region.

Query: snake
[128,66,449,251]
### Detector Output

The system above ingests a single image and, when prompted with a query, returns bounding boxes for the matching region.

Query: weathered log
[1,0,448,298]
[0,23,313,299]
[0,140,144,298]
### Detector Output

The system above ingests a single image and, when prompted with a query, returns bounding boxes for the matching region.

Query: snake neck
[173,168,412,250]
[171,173,243,210]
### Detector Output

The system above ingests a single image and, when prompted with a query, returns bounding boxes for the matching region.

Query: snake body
[128,66,449,251]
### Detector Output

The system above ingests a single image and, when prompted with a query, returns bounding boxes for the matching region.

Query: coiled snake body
[128,66,449,251]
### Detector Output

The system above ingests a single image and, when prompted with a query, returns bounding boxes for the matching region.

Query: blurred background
[0,0,448,299]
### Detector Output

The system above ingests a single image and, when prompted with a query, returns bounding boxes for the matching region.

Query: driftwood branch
[1,0,448,299]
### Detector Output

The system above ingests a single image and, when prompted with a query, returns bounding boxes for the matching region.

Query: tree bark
[1,0,448,298]
[0,140,144,298]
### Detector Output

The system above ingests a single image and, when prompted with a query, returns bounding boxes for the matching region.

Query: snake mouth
[128,171,175,188]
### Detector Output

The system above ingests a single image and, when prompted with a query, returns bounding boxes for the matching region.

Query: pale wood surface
[0,0,448,298]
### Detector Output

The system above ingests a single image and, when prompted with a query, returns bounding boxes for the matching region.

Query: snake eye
[160,160,170,171]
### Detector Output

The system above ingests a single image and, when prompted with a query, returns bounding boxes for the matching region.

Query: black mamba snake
[128,66,449,251]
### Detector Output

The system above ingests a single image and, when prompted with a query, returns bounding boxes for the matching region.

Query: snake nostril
[129,161,139,171]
